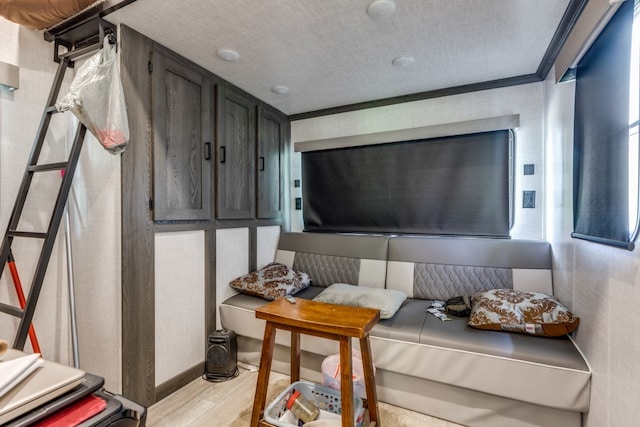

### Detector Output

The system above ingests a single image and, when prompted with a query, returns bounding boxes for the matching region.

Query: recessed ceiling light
[367,0,396,19]
[271,85,290,95]
[217,48,240,62]
[392,56,415,67]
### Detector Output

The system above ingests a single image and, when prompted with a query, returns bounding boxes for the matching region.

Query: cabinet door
[152,49,212,221]
[257,106,286,219]
[217,86,256,219]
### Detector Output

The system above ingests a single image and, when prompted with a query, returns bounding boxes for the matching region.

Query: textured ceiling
[106,0,570,116]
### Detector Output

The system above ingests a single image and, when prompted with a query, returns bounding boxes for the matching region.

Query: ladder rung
[0,302,24,318]
[28,162,68,172]
[7,230,48,239]
[46,106,60,114]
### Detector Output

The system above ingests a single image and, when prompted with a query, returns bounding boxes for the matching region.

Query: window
[572,0,639,250]
[301,130,513,237]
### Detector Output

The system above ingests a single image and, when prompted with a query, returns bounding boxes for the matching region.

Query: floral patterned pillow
[229,262,311,300]
[468,289,580,337]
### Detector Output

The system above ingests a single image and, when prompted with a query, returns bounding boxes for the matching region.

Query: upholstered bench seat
[220,232,591,426]
[221,291,590,414]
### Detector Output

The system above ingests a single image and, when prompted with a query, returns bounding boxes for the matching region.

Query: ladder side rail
[13,123,87,349]
[1,23,110,264]
[0,57,71,291]
[25,56,71,169]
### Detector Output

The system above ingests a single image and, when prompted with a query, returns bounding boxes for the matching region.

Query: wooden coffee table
[250,297,381,427]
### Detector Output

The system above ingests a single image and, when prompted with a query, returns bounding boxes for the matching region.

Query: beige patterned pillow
[229,262,311,300]
[468,289,580,337]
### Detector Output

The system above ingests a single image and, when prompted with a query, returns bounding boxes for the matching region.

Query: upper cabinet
[257,106,286,219]
[152,46,212,221]
[148,39,288,222]
[216,85,256,219]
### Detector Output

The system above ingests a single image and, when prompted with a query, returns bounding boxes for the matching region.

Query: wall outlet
[523,191,536,208]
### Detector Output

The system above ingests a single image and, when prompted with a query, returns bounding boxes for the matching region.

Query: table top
[255,297,380,339]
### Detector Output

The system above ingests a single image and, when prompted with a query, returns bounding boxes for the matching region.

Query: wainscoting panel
[216,227,249,329]
[257,225,281,268]
[154,230,205,386]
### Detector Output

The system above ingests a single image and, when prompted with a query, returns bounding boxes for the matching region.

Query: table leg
[339,337,354,427]
[251,322,276,427]
[290,331,300,382]
[359,336,379,426]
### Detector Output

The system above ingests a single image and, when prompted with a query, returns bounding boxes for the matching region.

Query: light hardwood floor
[146,366,463,426]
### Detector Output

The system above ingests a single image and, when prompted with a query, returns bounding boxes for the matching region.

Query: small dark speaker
[205,329,238,381]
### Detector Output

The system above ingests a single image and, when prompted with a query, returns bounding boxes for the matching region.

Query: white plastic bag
[321,349,374,400]
[56,39,129,154]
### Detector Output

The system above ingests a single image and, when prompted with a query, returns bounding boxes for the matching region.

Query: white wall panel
[71,126,122,392]
[154,231,205,386]
[216,228,249,329]
[256,225,281,268]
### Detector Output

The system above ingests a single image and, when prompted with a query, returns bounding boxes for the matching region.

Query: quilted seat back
[275,232,390,288]
[385,236,553,300]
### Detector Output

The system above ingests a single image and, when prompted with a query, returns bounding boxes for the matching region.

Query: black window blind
[301,130,512,237]
[573,0,635,250]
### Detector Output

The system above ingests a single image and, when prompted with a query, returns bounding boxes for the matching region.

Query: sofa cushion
[370,304,591,412]
[372,299,429,343]
[229,262,311,300]
[468,289,580,337]
[414,263,513,300]
[275,232,390,288]
[294,253,359,288]
[385,236,554,298]
[312,283,407,319]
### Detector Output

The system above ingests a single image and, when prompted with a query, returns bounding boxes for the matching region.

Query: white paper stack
[0,349,86,425]
[0,354,43,399]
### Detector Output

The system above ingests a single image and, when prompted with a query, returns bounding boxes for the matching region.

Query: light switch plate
[523,191,536,208]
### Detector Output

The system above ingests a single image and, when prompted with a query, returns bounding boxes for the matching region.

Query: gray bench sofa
[220,232,591,427]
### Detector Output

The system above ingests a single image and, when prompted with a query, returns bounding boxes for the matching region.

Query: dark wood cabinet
[151,47,288,223]
[257,106,286,219]
[216,85,256,219]
[152,47,212,221]
[121,26,292,407]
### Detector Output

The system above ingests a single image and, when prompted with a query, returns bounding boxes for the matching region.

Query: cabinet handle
[220,146,226,163]
[259,156,265,171]
[204,142,211,160]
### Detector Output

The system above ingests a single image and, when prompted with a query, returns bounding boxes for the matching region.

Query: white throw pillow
[313,283,407,319]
